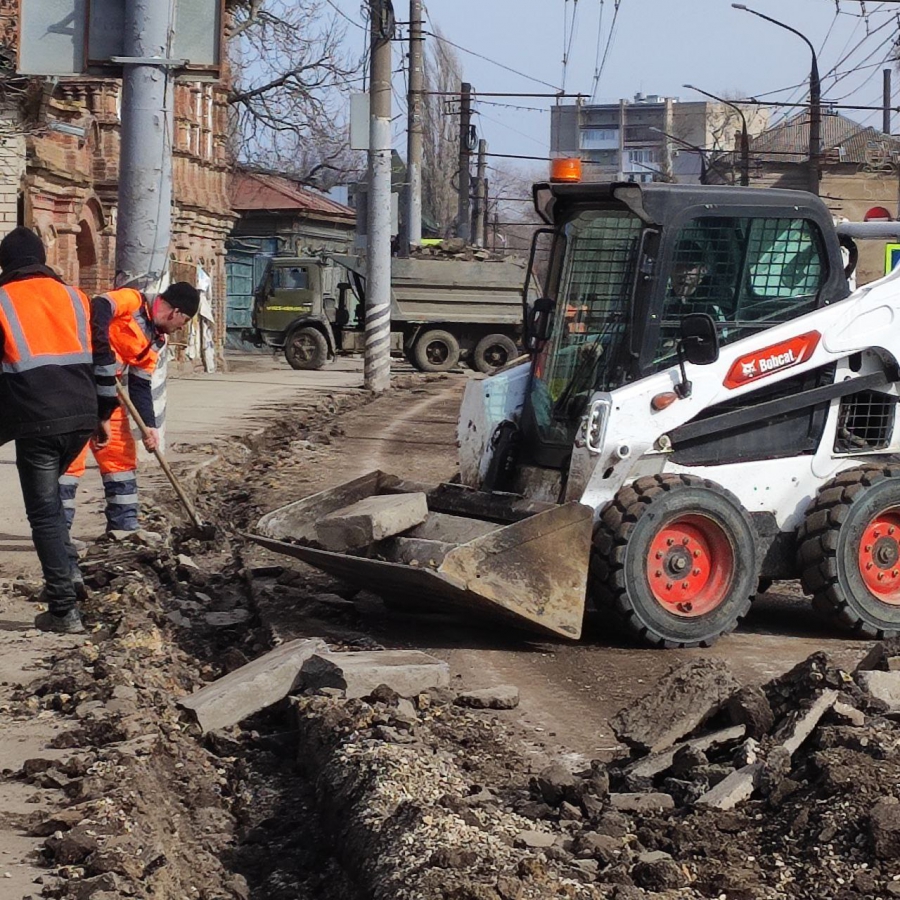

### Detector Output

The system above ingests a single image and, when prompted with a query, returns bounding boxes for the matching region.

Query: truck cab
[247,256,347,370]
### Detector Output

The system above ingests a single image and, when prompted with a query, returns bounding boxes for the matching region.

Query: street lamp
[732,3,821,196]
[684,84,750,187]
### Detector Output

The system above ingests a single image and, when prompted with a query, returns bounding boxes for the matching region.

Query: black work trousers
[15,431,92,615]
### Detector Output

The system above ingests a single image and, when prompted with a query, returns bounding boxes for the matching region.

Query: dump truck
[244,253,532,373]
[252,179,900,648]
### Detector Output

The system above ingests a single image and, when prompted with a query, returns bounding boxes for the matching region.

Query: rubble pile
[409,238,511,263]
[277,649,900,900]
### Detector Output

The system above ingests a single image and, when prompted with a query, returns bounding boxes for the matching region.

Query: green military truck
[243,253,532,373]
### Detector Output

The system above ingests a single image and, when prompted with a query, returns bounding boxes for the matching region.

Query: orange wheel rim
[646,514,735,617]
[858,509,900,605]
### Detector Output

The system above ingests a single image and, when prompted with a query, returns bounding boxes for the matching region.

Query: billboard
[18,0,222,77]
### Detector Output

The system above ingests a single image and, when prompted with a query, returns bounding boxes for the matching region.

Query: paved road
[0,352,363,580]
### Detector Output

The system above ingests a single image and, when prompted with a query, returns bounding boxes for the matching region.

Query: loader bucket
[250,470,593,639]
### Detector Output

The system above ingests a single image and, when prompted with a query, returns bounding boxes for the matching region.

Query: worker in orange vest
[60,282,200,534]
[0,227,101,634]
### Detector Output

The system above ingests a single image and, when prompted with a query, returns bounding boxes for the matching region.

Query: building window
[580,128,619,150]
[624,148,659,175]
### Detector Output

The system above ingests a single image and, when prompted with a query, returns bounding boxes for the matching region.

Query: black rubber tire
[591,474,758,648]
[285,327,328,370]
[412,329,460,372]
[797,464,900,638]
[472,333,518,374]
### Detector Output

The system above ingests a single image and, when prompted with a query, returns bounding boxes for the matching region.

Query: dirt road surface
[238,370,870,770]
[0,354,879,898]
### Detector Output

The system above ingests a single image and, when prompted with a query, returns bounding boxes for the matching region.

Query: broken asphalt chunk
[454,685,519,710]
[611,659,740,754]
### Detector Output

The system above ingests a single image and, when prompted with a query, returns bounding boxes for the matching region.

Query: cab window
[274,266,309,290]
[653,216,827,367]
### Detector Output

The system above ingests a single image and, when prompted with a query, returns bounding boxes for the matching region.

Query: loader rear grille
[834,391,897,454]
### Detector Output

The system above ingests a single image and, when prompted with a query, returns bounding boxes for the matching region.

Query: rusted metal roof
[231,171,356,222]
[750,111,900,165]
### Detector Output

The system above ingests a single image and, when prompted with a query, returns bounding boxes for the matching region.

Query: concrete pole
[884,69,892,136]
[365,0,393,394]
[116,0,174,291]
[400,0,424,254]
[473,139,487,247]
[457,82,472,241]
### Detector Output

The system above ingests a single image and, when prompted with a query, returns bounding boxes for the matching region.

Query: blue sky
[328,0,900,170]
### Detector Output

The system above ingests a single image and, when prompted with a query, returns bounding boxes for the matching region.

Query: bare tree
[227,0,366,188]
[421,30,462,235]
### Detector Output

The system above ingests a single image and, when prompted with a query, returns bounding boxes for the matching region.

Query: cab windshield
[529,208,643,447]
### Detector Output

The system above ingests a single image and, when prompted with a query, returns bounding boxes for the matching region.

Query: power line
[590,0,605,102]
[323,0,366,30]
[422,29,563,91]
[591,0,623,102]
[562,0,580,93]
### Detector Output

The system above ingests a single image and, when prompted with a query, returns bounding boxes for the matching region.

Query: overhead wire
[561,0,580,93]
[591,0,623,102]
[420,28,563,91]
[589,0,605,102]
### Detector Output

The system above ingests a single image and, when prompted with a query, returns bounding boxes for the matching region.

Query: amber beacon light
[550,157,582,183]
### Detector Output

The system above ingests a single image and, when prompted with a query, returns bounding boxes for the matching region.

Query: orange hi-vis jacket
[92,287,165,428]
[0,271,98,443]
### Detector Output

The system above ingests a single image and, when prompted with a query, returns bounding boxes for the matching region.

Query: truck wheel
[591,474,758,648]
[413,329,460,372]
[473,333,518,373]
[285,327,328,370]
[798,465,900,637]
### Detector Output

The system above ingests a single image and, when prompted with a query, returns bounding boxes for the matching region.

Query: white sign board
[18,0,222,77]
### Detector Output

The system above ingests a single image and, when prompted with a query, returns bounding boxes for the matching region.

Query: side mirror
[680,313,719,366]
[527,297,556,349]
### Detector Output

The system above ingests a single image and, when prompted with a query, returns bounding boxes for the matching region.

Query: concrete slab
[316,492,429,551]
[300,649,451,699]
[178,638,327,732]
[858,671,900,709]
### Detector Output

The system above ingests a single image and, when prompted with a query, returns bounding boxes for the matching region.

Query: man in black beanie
[0,227,102,633]
[60,279,200,536]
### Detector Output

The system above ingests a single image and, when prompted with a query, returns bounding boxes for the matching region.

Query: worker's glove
[93,419,111,449]
[142,427,160,452]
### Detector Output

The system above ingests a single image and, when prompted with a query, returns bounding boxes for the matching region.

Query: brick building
[0,2,235,366]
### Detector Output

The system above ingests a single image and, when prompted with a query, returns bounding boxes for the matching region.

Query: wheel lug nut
[682,537,690,546]
[655,570,662,577]
[867,562,874,570]
[875,530,881,538]
[666,538,674,547]
[692,568,701,576]
[866,545,873,552]
[693,550,701,558]
[655,551,663,559]
[891,527,896,536]
[682,581,690,589]
[879,572,885,581]
[666,582,673,590]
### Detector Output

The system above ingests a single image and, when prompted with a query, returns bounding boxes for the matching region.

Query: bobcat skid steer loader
[252,179,900,648]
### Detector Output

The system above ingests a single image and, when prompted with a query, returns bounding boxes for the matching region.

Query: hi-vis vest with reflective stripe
[0,280,92,374]
[100,288,159,378]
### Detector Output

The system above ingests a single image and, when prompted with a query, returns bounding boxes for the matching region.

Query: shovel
[115,383,215,539]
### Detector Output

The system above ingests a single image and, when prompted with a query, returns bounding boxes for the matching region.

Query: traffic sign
[885,243,900,275]
[18,0,222,77]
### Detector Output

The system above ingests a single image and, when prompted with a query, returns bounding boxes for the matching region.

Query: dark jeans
[15,430,92,615]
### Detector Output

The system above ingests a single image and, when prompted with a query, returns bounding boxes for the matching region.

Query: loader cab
[521,182,850,471]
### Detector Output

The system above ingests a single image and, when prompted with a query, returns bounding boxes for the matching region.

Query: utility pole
[473,139,487,247]
[457,82,473,241]
[365,0,394,393]
[116,0,175,290]
[885,68,893,136]
[399,0,424,256]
